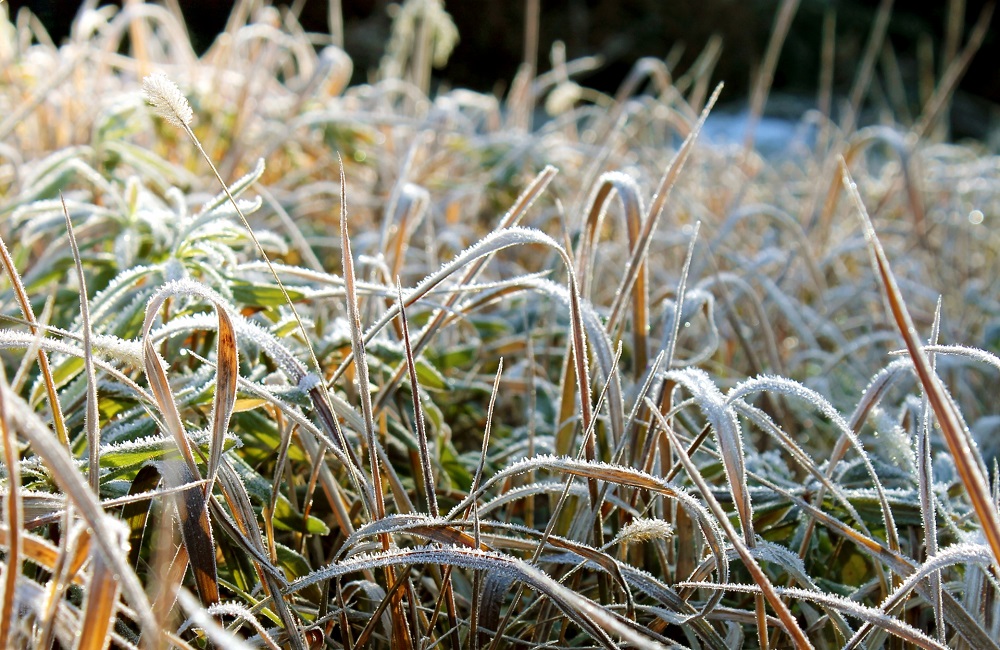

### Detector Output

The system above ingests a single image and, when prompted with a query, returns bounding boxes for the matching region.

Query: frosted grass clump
[5,3,1000,647]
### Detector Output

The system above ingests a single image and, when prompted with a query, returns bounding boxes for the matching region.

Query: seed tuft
[142,72,193,128]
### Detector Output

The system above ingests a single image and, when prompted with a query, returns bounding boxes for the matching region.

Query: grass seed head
[613,518,675,546]
[141,72,193,128]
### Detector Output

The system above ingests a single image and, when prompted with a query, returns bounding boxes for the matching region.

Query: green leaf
[368,341,449,390]
[274,542,321,602]
[234,410,309,463]
[230,281,306,308]
[440,441,472,492]
[98,435,234,483]
[228,456,329,535]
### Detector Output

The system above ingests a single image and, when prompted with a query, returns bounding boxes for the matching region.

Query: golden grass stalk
[0,232,68,448]
[76,546,122,650]
[207,303,238,493]
[0,367,18,649]
[843,160,1000,570]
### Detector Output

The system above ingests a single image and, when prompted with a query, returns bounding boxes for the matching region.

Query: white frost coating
[909,343,1000,375]
[748,540,813,590]
[445,453,686,520]
[479,481,590,516]
[141,73,193,128]
[663,367,751,538]
[86,263,158,324]
[150,311,307,383]
[875,542,992,614]
[610,518,674,546]
[439,453,727,586]
[658,287,720,368]
[728,374,852,434]
[188,197,262,225]
[0,333,153,404]
[402,226,564,319]
[202,600,278,647]
[729,372,904,541]
[286,546,671,649]
[297,373,321,392]
[97,433,168,454]
[677,581,948,650]
[330,222,589,366]
[516,276,624,443]
[90,333,144,368]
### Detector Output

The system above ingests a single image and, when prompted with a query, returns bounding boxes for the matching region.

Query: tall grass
[0,1,999,648]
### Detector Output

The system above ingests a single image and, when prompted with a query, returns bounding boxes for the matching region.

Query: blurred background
[7,0,999,139]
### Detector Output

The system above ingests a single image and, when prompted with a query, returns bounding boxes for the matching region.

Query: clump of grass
[0,1,999,649]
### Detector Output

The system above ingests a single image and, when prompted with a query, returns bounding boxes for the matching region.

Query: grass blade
[843,161,1000,570]
[0,231,68,449]
[0,366,19,649]
[606,82,721,328]
[207,303,238,492]
[339,159,384,525]
[397,281,437,518]
[75,541,123,650]
[62,196,101,494]
[330,165,558,405]
[337,158,412,646]
[287,546,670,650]
[141,326,200,480]
[577,171,648,377]
[168,462,220,607]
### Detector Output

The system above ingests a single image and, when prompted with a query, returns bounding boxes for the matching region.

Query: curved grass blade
[445,453,729,605]
[606,83,721,329]
[753,470,999,650]
[144,75,357,547]
[176,588,255,650]
[331,165,558,405]
[680,581,947,650]
[844,543,992,649]
[577,171,648,378]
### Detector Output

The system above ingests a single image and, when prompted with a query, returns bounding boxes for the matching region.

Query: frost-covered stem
[62,197,100,493]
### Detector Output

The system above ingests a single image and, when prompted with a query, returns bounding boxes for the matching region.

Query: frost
[610,518,674,547]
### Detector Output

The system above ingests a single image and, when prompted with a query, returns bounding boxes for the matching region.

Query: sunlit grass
[0,1,998,648]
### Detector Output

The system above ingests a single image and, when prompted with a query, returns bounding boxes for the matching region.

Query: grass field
[1,1,999,648]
